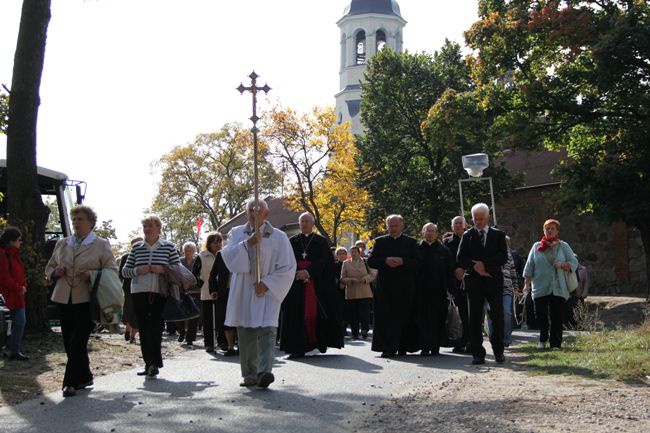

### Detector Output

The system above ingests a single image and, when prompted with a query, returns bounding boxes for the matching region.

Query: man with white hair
[280,212,343,358]
[221,198,296,388]
[368,214,421,358]
[457,203,508,365]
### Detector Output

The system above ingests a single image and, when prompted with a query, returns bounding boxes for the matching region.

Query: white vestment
[221,223,296,328]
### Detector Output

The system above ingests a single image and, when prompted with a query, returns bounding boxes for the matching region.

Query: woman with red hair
[523,219,578,350]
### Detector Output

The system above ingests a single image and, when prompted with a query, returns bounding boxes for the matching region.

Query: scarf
[537,235,558,252]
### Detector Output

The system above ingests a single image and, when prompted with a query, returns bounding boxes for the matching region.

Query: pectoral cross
[237,71,271,283]
[301,252,307,260]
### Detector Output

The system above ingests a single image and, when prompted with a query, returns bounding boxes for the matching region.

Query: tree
[152,123,280,245]
[357,43,519,236]
[0,90,8,134]
[6,0,53,331]
[466,0,650,298]
[263,106,370,244]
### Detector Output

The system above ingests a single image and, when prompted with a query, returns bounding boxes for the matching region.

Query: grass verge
[516,319,650,383]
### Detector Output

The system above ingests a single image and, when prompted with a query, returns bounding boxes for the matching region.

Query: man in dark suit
[457,203,508,365]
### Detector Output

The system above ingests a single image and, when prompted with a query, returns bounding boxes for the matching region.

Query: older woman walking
[341,246,375,340]
[121,215,181,379]
[523,219,578,350]
[45,205,118,397]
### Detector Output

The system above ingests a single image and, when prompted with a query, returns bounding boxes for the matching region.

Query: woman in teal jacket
[523,219,578,350]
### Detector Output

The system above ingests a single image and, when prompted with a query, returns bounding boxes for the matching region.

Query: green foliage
[467,0,650,220]
[152,124,281,245]
[0,91,8,134]
[358,42,520,235]
[519,318,650,383]
[94,219,117,241]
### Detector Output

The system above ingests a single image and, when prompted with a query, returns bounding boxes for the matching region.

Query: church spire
[335,1,406,136]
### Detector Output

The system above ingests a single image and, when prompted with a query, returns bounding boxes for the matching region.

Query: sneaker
[257,372,275,388]
[536,342,548,350]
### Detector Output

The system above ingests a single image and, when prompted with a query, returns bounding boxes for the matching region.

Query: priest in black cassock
[369,214,421,358]
[416,223,455,356]
[280,212,344,358]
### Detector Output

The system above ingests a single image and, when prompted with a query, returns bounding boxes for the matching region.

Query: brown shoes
[257,372,275,388]
[239,377,257,387]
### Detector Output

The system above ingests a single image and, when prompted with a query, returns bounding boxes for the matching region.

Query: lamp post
[458,153,498,226]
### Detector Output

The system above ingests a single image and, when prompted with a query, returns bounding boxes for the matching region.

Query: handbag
[564,269,579,293]
[89,269,124,325]
[162,289,200,322]
[445,296,463,341]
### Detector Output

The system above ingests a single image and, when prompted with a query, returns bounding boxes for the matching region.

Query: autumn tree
[5,0,53,331]
[152,124,280,245]
[357,43,519,236]
[466,0,650,297]
[263,106,370,244]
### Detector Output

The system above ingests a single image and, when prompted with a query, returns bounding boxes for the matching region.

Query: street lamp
[458,153,498,226]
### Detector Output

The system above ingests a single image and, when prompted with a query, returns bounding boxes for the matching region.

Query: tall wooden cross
[237,71,271,283]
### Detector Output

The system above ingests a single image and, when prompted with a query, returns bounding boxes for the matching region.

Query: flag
[196,215,203,237]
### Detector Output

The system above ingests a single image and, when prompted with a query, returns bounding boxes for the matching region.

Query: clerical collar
[423,239,437,245]
[390,233,403,239]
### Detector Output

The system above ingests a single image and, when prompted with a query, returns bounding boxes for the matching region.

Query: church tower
[335,0,406,135]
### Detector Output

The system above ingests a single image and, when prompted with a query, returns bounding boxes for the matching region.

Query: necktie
[479,229,485,247]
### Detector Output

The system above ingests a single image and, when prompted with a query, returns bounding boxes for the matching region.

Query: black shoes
[62,386,76,397]
[224,348,238,357]
[257,372,275,388]
[287,353,305,359]
[472,357,485,365]
[420,350,431,357]
[146,365,159,378]
[9,353,29,361]
[495,353,506,364]
[205,346,215,353]
[452,346,466,354]
[380,351,396,358]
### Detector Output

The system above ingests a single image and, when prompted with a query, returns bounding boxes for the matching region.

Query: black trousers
[58,301,94,388]
[347,298,371,337]
[468,281,504,359]
[534,294,565,348]
[132,292,165,369]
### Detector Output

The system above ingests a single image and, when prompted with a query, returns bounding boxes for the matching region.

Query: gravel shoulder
[353,349,650,433]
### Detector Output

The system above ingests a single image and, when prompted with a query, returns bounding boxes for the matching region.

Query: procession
[1,1,649,432]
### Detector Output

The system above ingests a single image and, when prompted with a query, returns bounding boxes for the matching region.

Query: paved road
[0,333,525,433]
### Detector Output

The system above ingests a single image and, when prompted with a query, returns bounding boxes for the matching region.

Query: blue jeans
[10,308,26,356]
[486,294,513,346]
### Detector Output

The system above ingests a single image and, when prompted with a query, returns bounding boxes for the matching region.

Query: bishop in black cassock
[369,215,421,357]
[416,223,455,355]
[280,213,343,357]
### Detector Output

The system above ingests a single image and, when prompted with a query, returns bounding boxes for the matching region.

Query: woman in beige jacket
[340,246,375,339]
[45,205,118,397]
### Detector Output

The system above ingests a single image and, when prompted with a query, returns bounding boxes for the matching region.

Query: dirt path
[354,356,650,433]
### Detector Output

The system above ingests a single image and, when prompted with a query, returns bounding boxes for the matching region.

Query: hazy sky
[0,0,478,242]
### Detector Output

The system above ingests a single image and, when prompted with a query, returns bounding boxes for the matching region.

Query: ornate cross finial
[237,71,271,284]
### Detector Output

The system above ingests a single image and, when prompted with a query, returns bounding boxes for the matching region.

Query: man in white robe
[221,198,296,388]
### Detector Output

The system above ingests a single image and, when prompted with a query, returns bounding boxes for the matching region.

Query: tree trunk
[637,221,650,302]
[6,0,52,332]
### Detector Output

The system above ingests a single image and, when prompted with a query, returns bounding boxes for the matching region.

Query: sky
[0,0,479,242]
